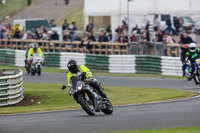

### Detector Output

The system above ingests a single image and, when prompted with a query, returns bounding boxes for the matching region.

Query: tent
[84,0,200,32]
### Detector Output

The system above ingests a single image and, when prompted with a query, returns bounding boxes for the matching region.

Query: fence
[167,43,200,57]
[129,42,165,56]
[0,39,129,55]
[0,69,24,107]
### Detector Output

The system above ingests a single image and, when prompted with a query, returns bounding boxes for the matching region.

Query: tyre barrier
[0,69,24,107]
[0,49,183,76]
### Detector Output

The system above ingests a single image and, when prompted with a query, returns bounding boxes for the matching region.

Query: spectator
[27,0,31,6]
[115,25,123,34]
[63,31,70,41]
[107,31,114,42]
[165,16,173,35]
[0,21,3,31]
[86,20,94,32]
[50,19,56,27]
[69,22,77,31]
[22,31,28,40]
[62,19,69,30]
[189,31,197,43]
[121,20,127,31]
[163,32,174,44]
[179,33,193,44]
[153,15,160,31]
[130,31,137,42]
[51,30,59,40]
[163,32,175,56]
[98,30,108,42]
[142,29,150,42]
[14,28,21,39]
[87,32,96,42]
[131,24,140,34]
[145,21,150,30]
[0,29,4,39]
[156,30,163,42]
[174,17,180,35]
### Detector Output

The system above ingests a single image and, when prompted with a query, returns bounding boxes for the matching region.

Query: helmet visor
[68,64,78,73]
[190,47,196,50]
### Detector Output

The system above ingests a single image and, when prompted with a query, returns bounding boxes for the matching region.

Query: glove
[186,60,191,66]
[61,85,66,90]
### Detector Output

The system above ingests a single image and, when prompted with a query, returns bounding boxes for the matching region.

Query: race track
[0,73,200,133]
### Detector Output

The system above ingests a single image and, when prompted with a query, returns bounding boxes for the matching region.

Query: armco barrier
[0,69,24,107]
[135,55,162,75]
[109,55,136,73]
[0,49,184,76]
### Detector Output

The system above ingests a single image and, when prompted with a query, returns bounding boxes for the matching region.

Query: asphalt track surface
[0,73,200,133]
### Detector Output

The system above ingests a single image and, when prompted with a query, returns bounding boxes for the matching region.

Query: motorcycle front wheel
[37,65,41,76]
[78,94,95,116]
[101,100,113,115]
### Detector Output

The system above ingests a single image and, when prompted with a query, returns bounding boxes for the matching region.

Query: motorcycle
[193,59,200,86]
[63,72,113,116]
[27,54,44,76]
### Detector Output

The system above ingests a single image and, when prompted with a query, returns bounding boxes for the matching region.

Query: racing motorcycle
[62,72,113,116]
[192,59,200,86]
[27,54,44,76]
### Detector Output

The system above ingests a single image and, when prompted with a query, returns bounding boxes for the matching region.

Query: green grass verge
[0,65,184,79]
[104,127,200,133]
[0,83,194,114]
[1,0,36,17]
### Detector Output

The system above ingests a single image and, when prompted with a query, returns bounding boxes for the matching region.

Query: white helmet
[189,43,197,52]
[33,43,38,49]
[28,43,34,48]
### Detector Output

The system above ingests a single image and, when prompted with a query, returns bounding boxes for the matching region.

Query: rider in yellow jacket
[64,60,107,100]
[28,44,44,58]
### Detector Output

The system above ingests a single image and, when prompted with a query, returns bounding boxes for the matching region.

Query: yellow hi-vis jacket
[67,65,93,87]
[28,48,44,58]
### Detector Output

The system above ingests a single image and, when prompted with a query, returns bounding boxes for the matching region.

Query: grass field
[0,0,36,18]
[104,127,200,133]
[0,83,194,114]
[0,65,185,79]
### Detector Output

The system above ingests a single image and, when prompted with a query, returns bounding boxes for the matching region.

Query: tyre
[37,65,41,76]
[78,94,95,116]
[101,100,113,115]
[31,68,35,76]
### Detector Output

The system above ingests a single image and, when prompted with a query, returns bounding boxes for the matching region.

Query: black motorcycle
[62,72,113,116]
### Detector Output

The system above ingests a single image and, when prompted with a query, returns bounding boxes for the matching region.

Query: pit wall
[0,49,182,76]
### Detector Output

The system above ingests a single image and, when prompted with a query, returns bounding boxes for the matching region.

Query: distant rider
[62,60,107,102]
[27,43,44,67]
[25,43,34,69]
[185,43,200,83]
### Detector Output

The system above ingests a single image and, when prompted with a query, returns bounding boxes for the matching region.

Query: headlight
[78,84,82,90]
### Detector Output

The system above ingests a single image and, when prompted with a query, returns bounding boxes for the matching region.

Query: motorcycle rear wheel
[78,94,95,116]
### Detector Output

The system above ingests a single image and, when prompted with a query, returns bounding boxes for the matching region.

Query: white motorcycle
[27,54,44,76]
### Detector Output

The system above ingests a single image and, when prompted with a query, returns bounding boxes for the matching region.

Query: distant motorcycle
[62,72,113,116]
[192,59,200,86]
[27,54,44,76]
